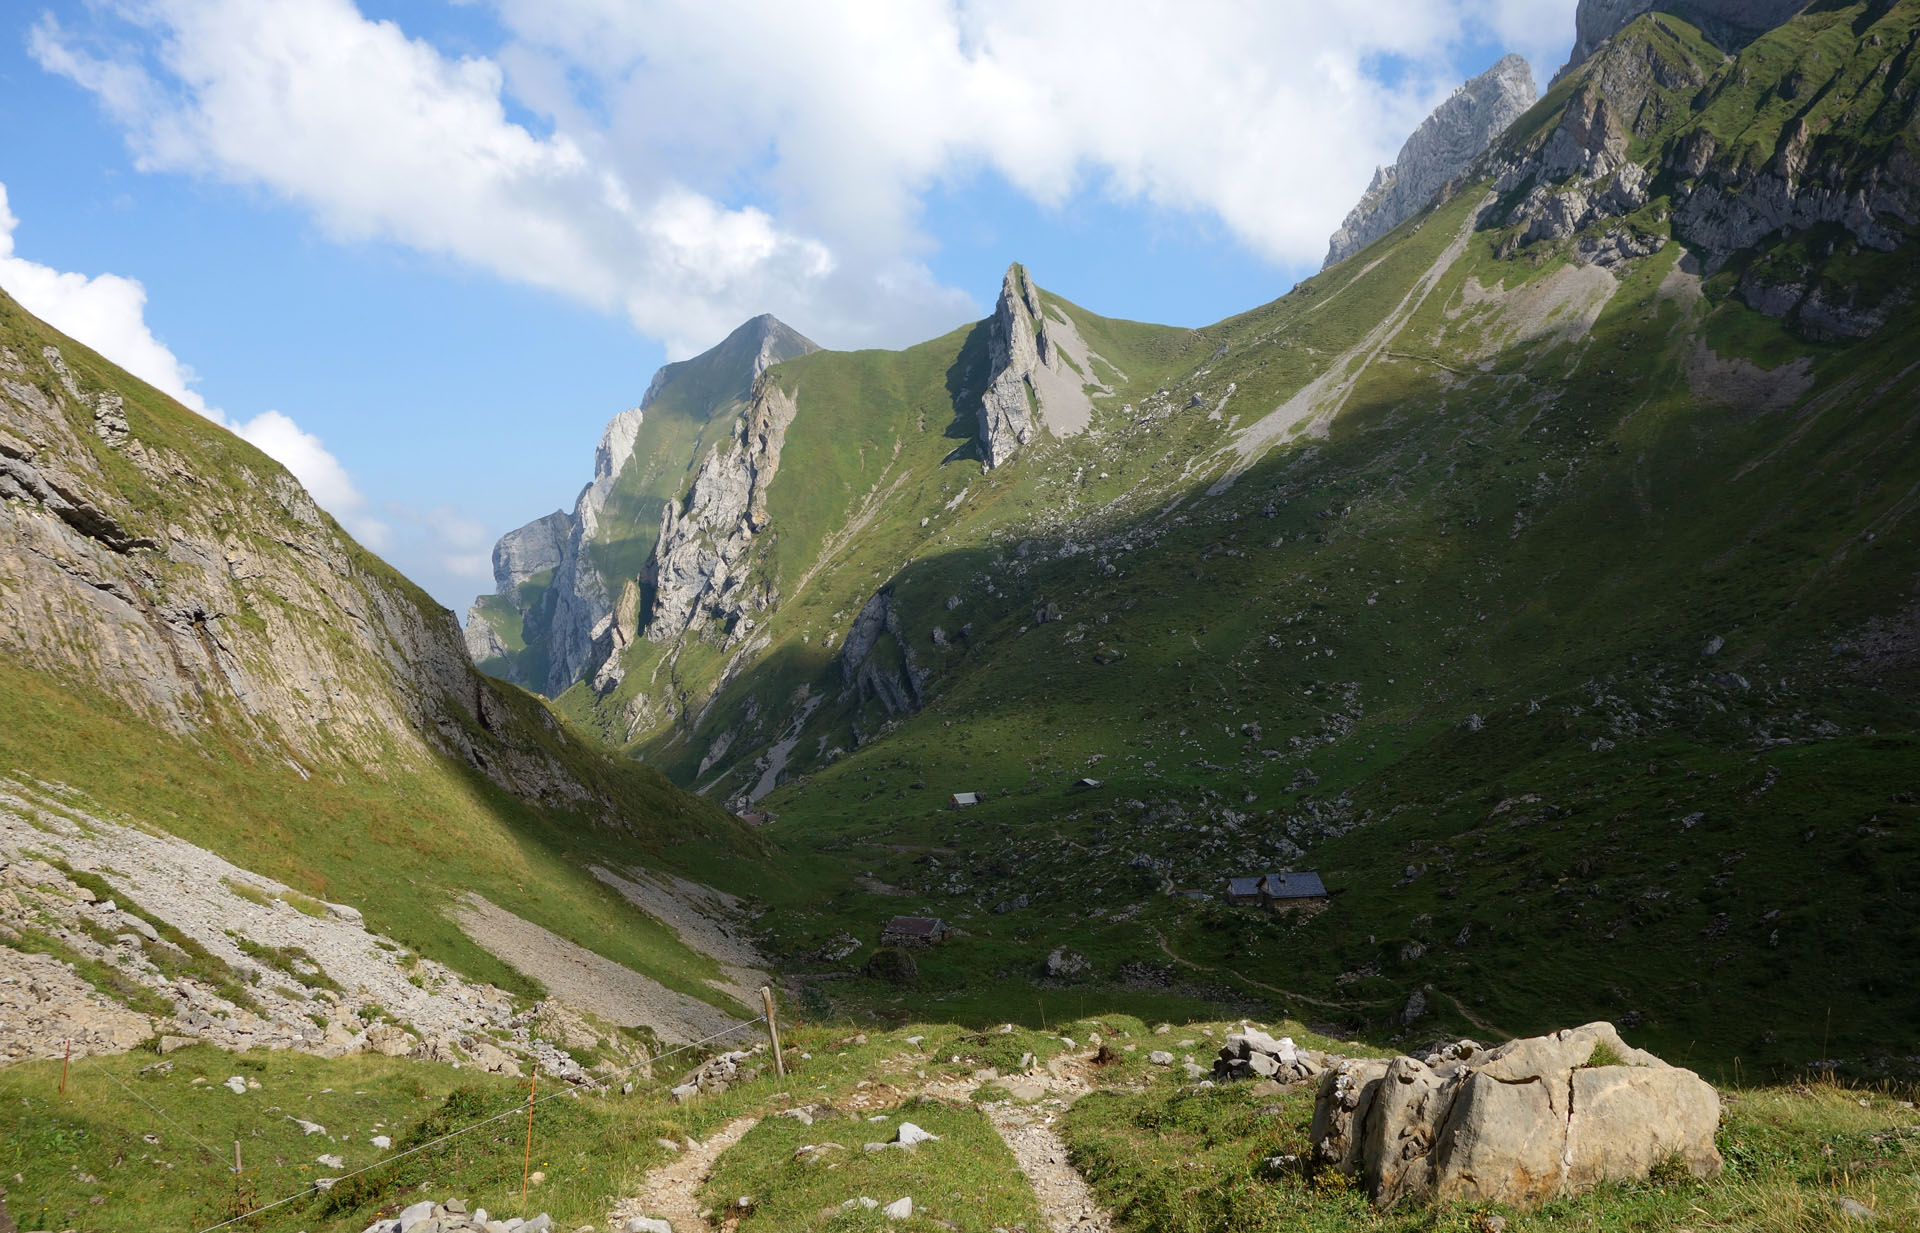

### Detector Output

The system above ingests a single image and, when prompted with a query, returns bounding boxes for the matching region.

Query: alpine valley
[5,2,1920,1231]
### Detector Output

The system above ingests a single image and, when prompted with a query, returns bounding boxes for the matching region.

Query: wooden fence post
[760,986,786,1078]
[521,1070,538,1206]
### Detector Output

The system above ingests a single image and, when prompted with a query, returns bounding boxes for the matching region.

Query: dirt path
[981,1100,1113,1233]
[1145,926,1388,1011]
[609,1115,759,1233]
[1436,989,1512,1041]
[614,1055,1117,1233]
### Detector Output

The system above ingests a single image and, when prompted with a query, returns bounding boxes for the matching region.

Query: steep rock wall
[1324,55,1538,269]
[0,295,590,805]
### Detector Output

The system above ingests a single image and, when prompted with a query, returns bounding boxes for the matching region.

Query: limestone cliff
[1323,55,1537,269]
[644,377,799,647]
[467,314,816,696]
[1495,6,1919,337]
[0,289,593,805]
[976,264,1108,469]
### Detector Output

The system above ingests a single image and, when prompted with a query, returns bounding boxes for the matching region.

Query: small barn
[1259,870,1329,912]
[881,915,951,947]
[1225,875,1265,906]
[1067,777,1104,793]
[949,792,980,809]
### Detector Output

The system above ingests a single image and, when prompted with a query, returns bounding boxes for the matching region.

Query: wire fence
[188,1015,770,1233]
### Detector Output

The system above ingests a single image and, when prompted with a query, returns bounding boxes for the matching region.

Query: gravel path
[608,1115,759,1233]
[982,1101,1113,1233]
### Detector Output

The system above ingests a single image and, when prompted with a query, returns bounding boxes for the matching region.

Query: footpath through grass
[9,1015,1916,1232]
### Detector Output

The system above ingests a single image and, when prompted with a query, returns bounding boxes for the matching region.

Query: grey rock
[468,314,817,695]
[838,589,926,716]
[1835,1197,1876,1223]
[1148,1050,1174,1066]
[1325,55,1537,268]
[396,1201,436,1232]
[976,264,1106,468]
[1313,1022,1721,1209]
[0,340,596,810]
[1555,0,1811,83]
[1043,947,1090,980]
[624,1219,674,1233]
[884,1196,913,1220]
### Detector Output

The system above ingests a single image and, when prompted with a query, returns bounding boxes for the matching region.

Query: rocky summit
[466,313,817,697]
[1323,53,1538,269]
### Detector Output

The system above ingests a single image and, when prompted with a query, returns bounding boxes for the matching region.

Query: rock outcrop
[1554,0,1811,82]
[1212,1027,1333,1085]
[1311,1022,1722,1210]
[0,296,589,804]
[1495,5,1919,337]
[467,314,816,695]
[838,589,926,716]
[644,377,799,646]
[1324,55,1537,269]
[977,264,1108,468]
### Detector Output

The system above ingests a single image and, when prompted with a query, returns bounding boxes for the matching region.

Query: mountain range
[456,0,1920,1071]
[0,0,1915,1149]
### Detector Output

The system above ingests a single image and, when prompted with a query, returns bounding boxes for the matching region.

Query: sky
[0,0,1579,613]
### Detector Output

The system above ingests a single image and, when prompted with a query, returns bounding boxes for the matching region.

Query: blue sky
[0,0,1577,612]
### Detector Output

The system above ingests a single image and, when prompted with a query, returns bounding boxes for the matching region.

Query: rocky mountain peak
[467,313,818,696]
[976,263,1109,468]
[1323,54,1538,269]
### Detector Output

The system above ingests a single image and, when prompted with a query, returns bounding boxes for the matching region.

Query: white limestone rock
[1324,55,1537,269]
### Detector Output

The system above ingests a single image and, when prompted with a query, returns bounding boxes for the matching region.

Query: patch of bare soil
[450,893,745,1044]
[590,866,771,1008]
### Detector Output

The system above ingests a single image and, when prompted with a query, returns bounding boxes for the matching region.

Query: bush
[862,947,919,985]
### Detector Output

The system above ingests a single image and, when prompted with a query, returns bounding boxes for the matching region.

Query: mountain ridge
[467,313,818,696]
[1323,53,1539,269]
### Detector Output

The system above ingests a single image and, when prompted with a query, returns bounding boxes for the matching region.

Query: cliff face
[977,264,1109,468]
[0,289,592,805]
[1555,0,1812,81]
[1323,55,1538,269]
[1495,6,1920,337]
[642,377,798,651]
[466,314,816,696]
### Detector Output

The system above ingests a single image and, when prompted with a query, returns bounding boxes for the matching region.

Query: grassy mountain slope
[567,3,1918,1079]
[0,286,760,1021]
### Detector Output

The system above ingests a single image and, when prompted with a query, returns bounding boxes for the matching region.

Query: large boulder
[1313,1022,1721,1209]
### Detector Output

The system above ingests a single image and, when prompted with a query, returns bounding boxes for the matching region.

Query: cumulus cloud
[35,0,1577,352]
[0,182,209,412]
[0,179,394,547]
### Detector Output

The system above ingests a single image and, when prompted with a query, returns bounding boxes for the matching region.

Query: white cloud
[35,0,1578,353]
[0,181,209,413]
[0,179,396,545]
